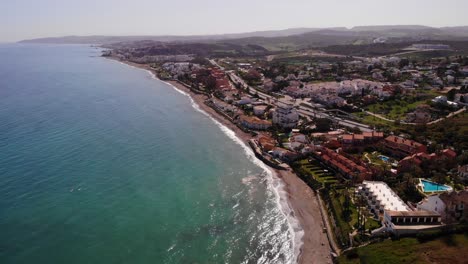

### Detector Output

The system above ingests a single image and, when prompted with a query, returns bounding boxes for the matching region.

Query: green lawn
[364,90,440,121]
[338,234,468,264]
[365,218,381,231]
[353,111,399,130]
[299,159,338,184]
[366,100,427,120]
[363,152,393,169]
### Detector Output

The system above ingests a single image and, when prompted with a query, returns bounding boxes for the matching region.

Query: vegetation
[298,159,338,184]
[322,40,468,57]
[407,112,468,152]
[323,42,410,57]
[321,187,355,248]
[339,233,468,264]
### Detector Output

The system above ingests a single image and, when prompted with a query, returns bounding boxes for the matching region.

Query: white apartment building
[272,103,299,128]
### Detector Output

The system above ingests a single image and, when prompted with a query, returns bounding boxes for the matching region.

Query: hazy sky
[1,0,467,42]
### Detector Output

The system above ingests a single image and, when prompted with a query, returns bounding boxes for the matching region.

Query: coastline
[105,57,332,264]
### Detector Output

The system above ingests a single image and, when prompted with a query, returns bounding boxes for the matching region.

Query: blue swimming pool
[420,179,452,192]
[378,155,390,162]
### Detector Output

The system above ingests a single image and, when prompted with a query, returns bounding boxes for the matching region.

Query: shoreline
[106,57,332,264]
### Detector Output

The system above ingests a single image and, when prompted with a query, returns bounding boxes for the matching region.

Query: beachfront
[109,57,334,264]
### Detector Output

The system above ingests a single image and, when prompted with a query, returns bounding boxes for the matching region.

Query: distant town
[103,35,468,262]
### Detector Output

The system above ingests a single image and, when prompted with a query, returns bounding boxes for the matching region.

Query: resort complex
[359,181,444,236]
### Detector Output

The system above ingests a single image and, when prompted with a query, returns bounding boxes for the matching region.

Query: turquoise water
[421,179,452,192]
[378,155,390,162]
[0,44,298,263]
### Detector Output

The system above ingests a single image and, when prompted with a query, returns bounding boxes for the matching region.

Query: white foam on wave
[116,61,304,263]
[161,80,304,263]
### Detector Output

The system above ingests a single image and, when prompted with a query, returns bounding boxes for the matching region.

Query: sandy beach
[108,57,333,264]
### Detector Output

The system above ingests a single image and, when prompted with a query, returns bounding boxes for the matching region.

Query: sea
[0,44,301,263]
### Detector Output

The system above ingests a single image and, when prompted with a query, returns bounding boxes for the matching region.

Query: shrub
[346,248,359,259]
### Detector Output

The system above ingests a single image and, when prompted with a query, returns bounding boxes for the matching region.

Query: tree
[243,69,262,85]
[204,75,217,92]
[315,118,333,132]
[349,126,362,134]
[399,58,410,68]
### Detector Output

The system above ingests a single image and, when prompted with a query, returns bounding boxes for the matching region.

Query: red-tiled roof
[442,149,457,158]
[354,134,364,140]
[385,135,424,148]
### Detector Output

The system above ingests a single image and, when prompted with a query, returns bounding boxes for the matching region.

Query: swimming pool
[378,155,390,162]
[420,179,453,193]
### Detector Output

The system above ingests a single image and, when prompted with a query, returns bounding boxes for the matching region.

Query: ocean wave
[117,61,304,263]
[159,79,303,263]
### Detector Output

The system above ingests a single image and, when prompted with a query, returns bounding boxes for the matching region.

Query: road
[210,59,374,132]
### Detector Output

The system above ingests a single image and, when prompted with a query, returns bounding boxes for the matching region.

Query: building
[359,181,442,236]
[257,136,276,152]
[342,134,364,145]
[417,190,468,224]
[363,131,384,142]
[239,115,272,131]
[382,136,427,158]
[271,147,300,162]
[272,103,299,129]
[417,194,446,216]
[383,210,442,236]
[405,105,432,123]
[398,153,427,172]
[341,131,383,149]
[398,149,456,173]
[318,148,371,181]
[290,133,308,144]
[458,165,468,180]
[439,191,468,223]
[359,181,410,216]
[253,105,268,116]
[209,68,233,91]
[441,148,457,159]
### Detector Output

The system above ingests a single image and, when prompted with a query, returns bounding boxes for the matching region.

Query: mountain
[19,26,468,51]
[18,28,333,44]
[350,25,435,31]
[440,26,468,36]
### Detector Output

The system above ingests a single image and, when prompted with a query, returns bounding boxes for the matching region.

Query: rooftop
[240,115,271,125]
[362,181,409,212]
[385,135,424,148]
[386,210,440,217]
